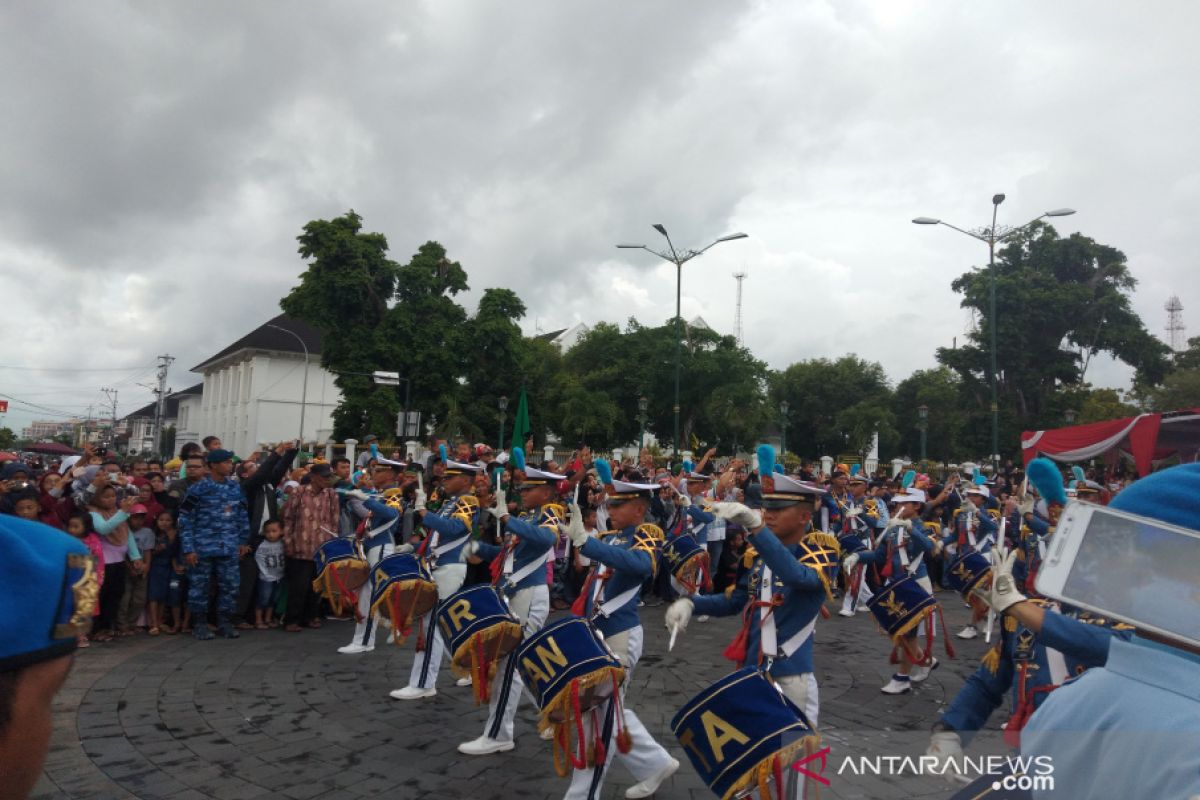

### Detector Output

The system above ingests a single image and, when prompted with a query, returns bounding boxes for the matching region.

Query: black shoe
[193,626,215,641]
[217,620,240,639]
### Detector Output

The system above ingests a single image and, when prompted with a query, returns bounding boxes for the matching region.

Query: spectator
[280,462,339,632]
[64,511,104,646]
[146,510,175,636]
[37,472,64,528]
[147,472,176,514]
[356,434,379,469]
[233,441,297,629]
[254,519,286,629]
[134,481,164,522]
[117,505,155,636]
[88,485,139,642]
[715,529,747,593]
[202,436,222,451]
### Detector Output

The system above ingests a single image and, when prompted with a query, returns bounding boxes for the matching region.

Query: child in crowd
[254,519,286,629]
[166,531,191,635]
[715,528,747,593]
[146,510,176,635]
[66,511,105,647]
[117,505,155,636]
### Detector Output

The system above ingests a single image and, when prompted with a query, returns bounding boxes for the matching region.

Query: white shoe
[696,615,709,622]
[910,658,939,683]
[625,758,680,799]
[540,727,554,741]
[337,643,374,654]
[881,676,912,695]
[457,735,514,756]
[390,686,437,700]
[837,608,855,617]
[857,604,871,613]
[456,676,473,687]
[956,625,979,640]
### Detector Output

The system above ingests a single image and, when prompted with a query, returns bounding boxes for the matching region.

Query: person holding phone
[973,462,1200,799]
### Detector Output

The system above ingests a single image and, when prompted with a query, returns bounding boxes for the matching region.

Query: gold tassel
[725,733,822,800]
[807,531,841,552]
[981,644,1002,674]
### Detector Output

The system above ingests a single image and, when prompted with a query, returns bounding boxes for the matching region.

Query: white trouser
[347,543,394,649]
[406,563,467,690]
[774,673,820,800]
[481,584,550,742]
[564,625,675,800]
[839,568,873,614]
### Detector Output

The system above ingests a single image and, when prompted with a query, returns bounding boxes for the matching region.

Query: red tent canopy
[1022,408,1200,476]
[22,442,80,456]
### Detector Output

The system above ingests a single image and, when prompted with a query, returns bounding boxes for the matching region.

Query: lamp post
[498,395,509,451]
[917,404,929,463]
[913,198,1075,473]
[636,395,649,458]
[1064,408,1077,425]
[779,399,789,460]
[266,324,308,452]
[618,226,748,458]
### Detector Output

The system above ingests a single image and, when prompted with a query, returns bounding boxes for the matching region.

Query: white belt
[597,583,641,618]
[759,565,817,659]
[433,532,470,557]
[505,547,552,588]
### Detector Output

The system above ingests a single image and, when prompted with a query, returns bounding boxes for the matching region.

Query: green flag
[510,387,531,452]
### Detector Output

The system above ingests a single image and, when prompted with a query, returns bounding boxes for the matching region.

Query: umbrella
[0,452,18,461]
[24,442,80,456]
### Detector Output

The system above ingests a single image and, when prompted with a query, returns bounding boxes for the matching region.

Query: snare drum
[672,667,819,800]
[369,553,438,646]
[437,584,524,705]
[311,539,370,614]
[867,574,950,664]
[944,551,992,610]
[663,534,711,593]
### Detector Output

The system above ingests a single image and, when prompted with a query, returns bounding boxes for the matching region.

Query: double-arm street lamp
[913,196,1075,473]
[618,226,748,459]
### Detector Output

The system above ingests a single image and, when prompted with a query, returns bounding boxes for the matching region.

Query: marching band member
[457,454,562,755]
[838,472,886,617]
[560,464,678,800]
[389,448,482,700]
[818,466,849,534]
[844,488,942,694]
[942,484,1000,640]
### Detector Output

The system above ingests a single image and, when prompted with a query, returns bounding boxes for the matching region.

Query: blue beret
[1109,462,1200,532]
[206,449,235,464]
[1,516,98,672]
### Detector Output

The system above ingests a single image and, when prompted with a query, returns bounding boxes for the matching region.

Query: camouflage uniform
[178,476,250,617]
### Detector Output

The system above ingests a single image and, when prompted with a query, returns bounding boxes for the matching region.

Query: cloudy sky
[3,1,1198,433]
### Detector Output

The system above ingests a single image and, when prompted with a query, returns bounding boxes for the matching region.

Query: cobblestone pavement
[34,592,1006,800]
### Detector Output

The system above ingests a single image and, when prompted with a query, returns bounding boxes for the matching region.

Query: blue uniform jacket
[680,504,715,544]
[942,506,1000,552]
[940,608,1124,743]
[178,477,251,557]
[691,526,826,676]
[476,503,560,596]
[579,523,662,637]
[360,498,400,550]
[818,492,847,533]
[420,492,478,565]
[856,520,936,581]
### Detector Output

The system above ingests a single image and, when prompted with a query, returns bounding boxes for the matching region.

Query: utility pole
[732,270,747,347]
[101,387,119,449]
[151,354,175,457]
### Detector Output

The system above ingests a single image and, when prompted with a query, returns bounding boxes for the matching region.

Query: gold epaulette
[742,545,758,570]
[540,503,566,530]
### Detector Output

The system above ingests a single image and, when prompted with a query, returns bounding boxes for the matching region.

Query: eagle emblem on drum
[878,592,906,620]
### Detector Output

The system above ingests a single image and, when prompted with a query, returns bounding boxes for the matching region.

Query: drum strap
[433,532,470,557]
[506,548,553,589]
[598,583,641,618]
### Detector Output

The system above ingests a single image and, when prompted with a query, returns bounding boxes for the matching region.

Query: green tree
[937,223,1170,457]
[772,355,894,459]
[1138,370,1200,412]
[462,288,530,446]
[0,427,14,450]
[892,367,966,463]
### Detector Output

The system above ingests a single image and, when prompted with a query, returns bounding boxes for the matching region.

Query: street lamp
[618,226,749,458]
[266,324,308,453]
[636,396,649,459]
[1064,408,1077,425]
[498,395,509,451]
[917,404,929,463]
[913,198,1075,473]
[779,399,789,460]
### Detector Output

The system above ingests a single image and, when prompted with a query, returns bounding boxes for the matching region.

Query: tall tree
[281,211,400,439]
[937,222,1170,456]
[462,288,529,447]
[771,355,894,459]
[891,367,967,463]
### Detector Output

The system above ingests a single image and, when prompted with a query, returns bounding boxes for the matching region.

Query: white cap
[892,489,926,505]
[58,455,82,476]
[965,485,990,498]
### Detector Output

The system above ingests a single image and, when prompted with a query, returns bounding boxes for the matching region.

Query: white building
[537,322,590,351]
[186,314,341,455]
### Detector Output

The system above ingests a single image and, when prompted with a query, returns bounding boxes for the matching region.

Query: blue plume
[370,442,380,459]
[1071,465,1086,483]
[756,444,776,479]
[850,464,860,476]
[974,473,987,486]
[683,460,694,473]
[438,443,449,465]
[773,463,785,475]
[594,458,613,486]
[1027,457,1067,506]
[901,469,916,489]
[512,447,527,471]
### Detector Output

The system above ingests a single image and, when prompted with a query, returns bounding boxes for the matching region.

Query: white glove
[676,491,692,508]
[980,540,1026,613]
[487,489,508,521]
[345,489,369,501]
[926,731,969,784]
[414,488,428,510]
[845,506,862,518]
[665,598,694,632]
[710,502,762,530]
[460,540,479,562]
[1018,495,1036,515]
[561,502,589,548]
[843,553,860,573]
[395,543,414,555]
[888,517,912,531]
[932,540,945,558]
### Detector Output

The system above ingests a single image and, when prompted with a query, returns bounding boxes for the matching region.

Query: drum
[837,532,868,555]
[437,584,524,705]
[515,616,625,776]
[672,667,820,800]
[663,534,711,594]
[311,539,369,614]
[867,575,951,665]
[944,551,992,608]
[369,553,438,646]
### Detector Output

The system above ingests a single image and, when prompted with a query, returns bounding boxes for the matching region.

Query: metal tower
[1166,295,1185,352]
[732,270,747,346]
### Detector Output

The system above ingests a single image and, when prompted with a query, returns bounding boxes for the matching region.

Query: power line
[0,363,156,372]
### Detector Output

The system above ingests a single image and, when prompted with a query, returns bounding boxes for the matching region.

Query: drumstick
[668,623,679,652]
[985,519,1004,644]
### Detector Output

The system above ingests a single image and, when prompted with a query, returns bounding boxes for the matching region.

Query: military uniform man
[561,472,679,800]
[178,449,251,640]
[942,485,1000,640]
[390,455,482,700]
[457,464,563,755]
